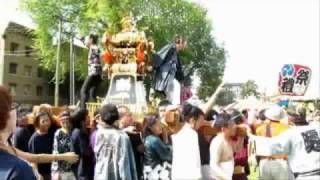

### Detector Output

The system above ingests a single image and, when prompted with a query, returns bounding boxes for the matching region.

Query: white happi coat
[171,124,202,180]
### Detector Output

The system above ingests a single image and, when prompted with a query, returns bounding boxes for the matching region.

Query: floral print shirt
[51,129,74,173]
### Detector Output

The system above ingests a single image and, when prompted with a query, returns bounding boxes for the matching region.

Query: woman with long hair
[33,104,60,137]
[0,86,78,180]
[0,86,37,179]
[143,114,172,180]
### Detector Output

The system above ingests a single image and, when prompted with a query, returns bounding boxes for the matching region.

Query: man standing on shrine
[80,34,102,109]
[153,36,186,105]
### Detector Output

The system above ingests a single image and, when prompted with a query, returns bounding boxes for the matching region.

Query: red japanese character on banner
[278,64,312,96]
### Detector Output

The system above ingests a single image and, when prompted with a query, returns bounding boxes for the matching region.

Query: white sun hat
[264,105,287,121]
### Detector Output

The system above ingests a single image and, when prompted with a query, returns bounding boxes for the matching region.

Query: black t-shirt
[28,132,54,176]
[13,127,32,152]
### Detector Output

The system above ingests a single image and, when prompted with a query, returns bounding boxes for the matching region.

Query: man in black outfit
[153,36,186,105]
[80,34,102,109]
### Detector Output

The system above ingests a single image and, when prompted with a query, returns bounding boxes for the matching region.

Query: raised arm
[15,147,78,164]
[202,82,225,115]
[247,128,292,156]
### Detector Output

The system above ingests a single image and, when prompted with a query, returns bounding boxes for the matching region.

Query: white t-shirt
[171,124,202,180]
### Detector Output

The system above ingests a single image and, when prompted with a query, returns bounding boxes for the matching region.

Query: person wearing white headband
[51,111,76,180]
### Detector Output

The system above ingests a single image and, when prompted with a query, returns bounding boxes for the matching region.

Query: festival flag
[278,64,311,96]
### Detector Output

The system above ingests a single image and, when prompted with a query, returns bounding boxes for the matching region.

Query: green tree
[241,80,260,98]
[21,0,89,79]
[197,45,225,100]
[21,0,90,105]
[215,89,236,106]
[22,0,226,101]
[84,0,226,98]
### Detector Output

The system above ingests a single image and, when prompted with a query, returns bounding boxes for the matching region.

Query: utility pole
[72,47,75,105]
[69,34,75,105]
[54,19,62,106]
[69,35,73,105]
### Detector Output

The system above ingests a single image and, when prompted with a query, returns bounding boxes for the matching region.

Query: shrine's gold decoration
[102,16,152,77]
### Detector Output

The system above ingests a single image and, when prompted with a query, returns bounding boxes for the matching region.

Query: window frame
[24,65,32,77]
[8,83,17,96]
[9,63,18,74]
[23,84,31,96]
[37,67,43,78]
[36,86,43,97]
[25,46,32,57]
[10,42,19,54]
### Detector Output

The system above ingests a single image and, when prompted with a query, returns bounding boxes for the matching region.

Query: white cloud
[196,0,319,97]
[0,0,34,28]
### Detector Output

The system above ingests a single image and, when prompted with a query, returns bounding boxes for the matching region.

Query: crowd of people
[1,85,319,180]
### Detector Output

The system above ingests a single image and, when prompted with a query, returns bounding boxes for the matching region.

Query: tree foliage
[241,80,260,98]
[21,0,89,82]
[22,0,226,98]
[215,89,236,106]
[197,46,225,100]
[84,0,226,74]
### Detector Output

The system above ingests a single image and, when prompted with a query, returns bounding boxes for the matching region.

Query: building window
[48,85,54,96]
[23,84,31,96]
[24,66,32,77]
[37,68,43,78]
[9,83,17,96]
[36,86,43,96]
[10,42,19,54]
[25,46,32,57]
[9,63,18,74]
